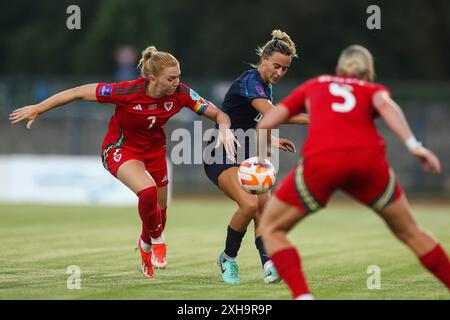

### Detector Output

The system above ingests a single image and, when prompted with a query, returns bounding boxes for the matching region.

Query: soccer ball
[237,157,276,195]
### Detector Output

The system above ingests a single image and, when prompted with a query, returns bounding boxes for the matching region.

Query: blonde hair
[255,29,298,64]
[137,46,179,78]
[336,45,375,81]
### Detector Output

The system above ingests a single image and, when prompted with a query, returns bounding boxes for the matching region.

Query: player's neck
[145,83,165,99]
[257,67,270,85]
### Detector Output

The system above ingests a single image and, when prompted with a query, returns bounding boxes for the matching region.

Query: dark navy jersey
[221,69,273,130]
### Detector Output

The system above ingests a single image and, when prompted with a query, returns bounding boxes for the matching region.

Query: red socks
[270,244,450,298]
[137,186,162,242]
[271,247,310,298]
[419,244,450,290]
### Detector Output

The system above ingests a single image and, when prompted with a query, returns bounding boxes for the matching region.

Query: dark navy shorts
[203,138,252,187]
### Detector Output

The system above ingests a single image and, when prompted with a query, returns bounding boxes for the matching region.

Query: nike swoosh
[220,260,226,273]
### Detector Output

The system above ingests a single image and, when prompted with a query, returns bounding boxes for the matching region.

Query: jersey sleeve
[178,83,209,115]
[370,83,391,118]
[371,83,391,97]
[96,80,143,105]
[244,75,270,101]
[279,83,308,116]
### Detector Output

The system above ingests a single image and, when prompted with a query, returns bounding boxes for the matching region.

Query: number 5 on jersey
[329,83,356,113]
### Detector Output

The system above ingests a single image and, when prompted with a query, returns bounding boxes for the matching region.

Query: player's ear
[148,74,157,83]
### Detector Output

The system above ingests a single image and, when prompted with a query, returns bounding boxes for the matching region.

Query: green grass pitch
[0,198,449,299]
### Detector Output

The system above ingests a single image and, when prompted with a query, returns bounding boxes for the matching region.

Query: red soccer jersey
[96,78,209,158]
[280,74,390,158]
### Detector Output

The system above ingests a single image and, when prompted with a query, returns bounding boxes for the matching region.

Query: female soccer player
[257,45,450,299]
[9,45,237,279]
[203,30,309,284]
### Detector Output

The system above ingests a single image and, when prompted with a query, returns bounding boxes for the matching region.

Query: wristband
[405,136,422,151]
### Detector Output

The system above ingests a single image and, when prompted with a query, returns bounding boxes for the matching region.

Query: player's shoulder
[229,69,263,90]
[111,77,146,95]
[365,80,389,93]
[317,74,388,92]
[97,77,145,100]
[239,69,271,96]
[176,82,191,95]
[240,68,263,84]
[175,82,204,102]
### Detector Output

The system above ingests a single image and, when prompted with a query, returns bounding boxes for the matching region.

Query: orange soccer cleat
[151,242,167,269]
[137,238,154,278]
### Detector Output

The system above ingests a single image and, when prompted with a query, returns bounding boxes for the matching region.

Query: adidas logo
[133,104,142,111]
[161,175,168,183]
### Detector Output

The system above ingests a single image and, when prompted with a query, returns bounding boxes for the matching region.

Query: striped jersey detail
[294,165,322,213]
[371,168,397,211]
[115,84,144,96]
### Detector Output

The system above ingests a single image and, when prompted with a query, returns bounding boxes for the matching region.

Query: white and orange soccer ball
[237,157,276,195]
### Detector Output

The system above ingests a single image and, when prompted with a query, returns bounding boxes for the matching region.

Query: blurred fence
[1,75,450,197]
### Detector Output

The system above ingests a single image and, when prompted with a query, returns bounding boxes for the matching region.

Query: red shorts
[274,148,403,214]
[101,146,169,188]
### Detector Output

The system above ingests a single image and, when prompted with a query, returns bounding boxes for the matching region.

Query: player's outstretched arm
[9,83,98,129]
[252,98,309,124]
[257,104,290,131]
[201,102,240,162]
[256,106,292,161]
[373,91,441,174]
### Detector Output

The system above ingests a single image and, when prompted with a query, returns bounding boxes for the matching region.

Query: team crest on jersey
[99,84,113,97]
[255,84,266,97]
[148,104,157,110]
[113,149,122,162]
[164,102,174,111]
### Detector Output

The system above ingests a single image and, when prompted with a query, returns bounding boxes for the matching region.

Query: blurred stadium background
[0,0,449,299]
[1,0,449,199]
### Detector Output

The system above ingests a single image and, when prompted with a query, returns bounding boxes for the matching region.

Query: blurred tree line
[1,0,449,80]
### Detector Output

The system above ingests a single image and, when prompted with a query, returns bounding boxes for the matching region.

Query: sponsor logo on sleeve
[99,84,113,97]
[189,89,201,102]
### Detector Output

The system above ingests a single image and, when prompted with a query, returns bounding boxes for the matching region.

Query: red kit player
[9,45,237,279]
[257,45,449,299]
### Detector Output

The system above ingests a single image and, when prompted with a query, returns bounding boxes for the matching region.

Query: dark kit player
[203,30,309,284]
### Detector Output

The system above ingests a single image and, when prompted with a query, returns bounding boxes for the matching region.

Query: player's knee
[259,221,272,238]
[259,216,277,237]
[137,187,158,210]
[238,198,258,217]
